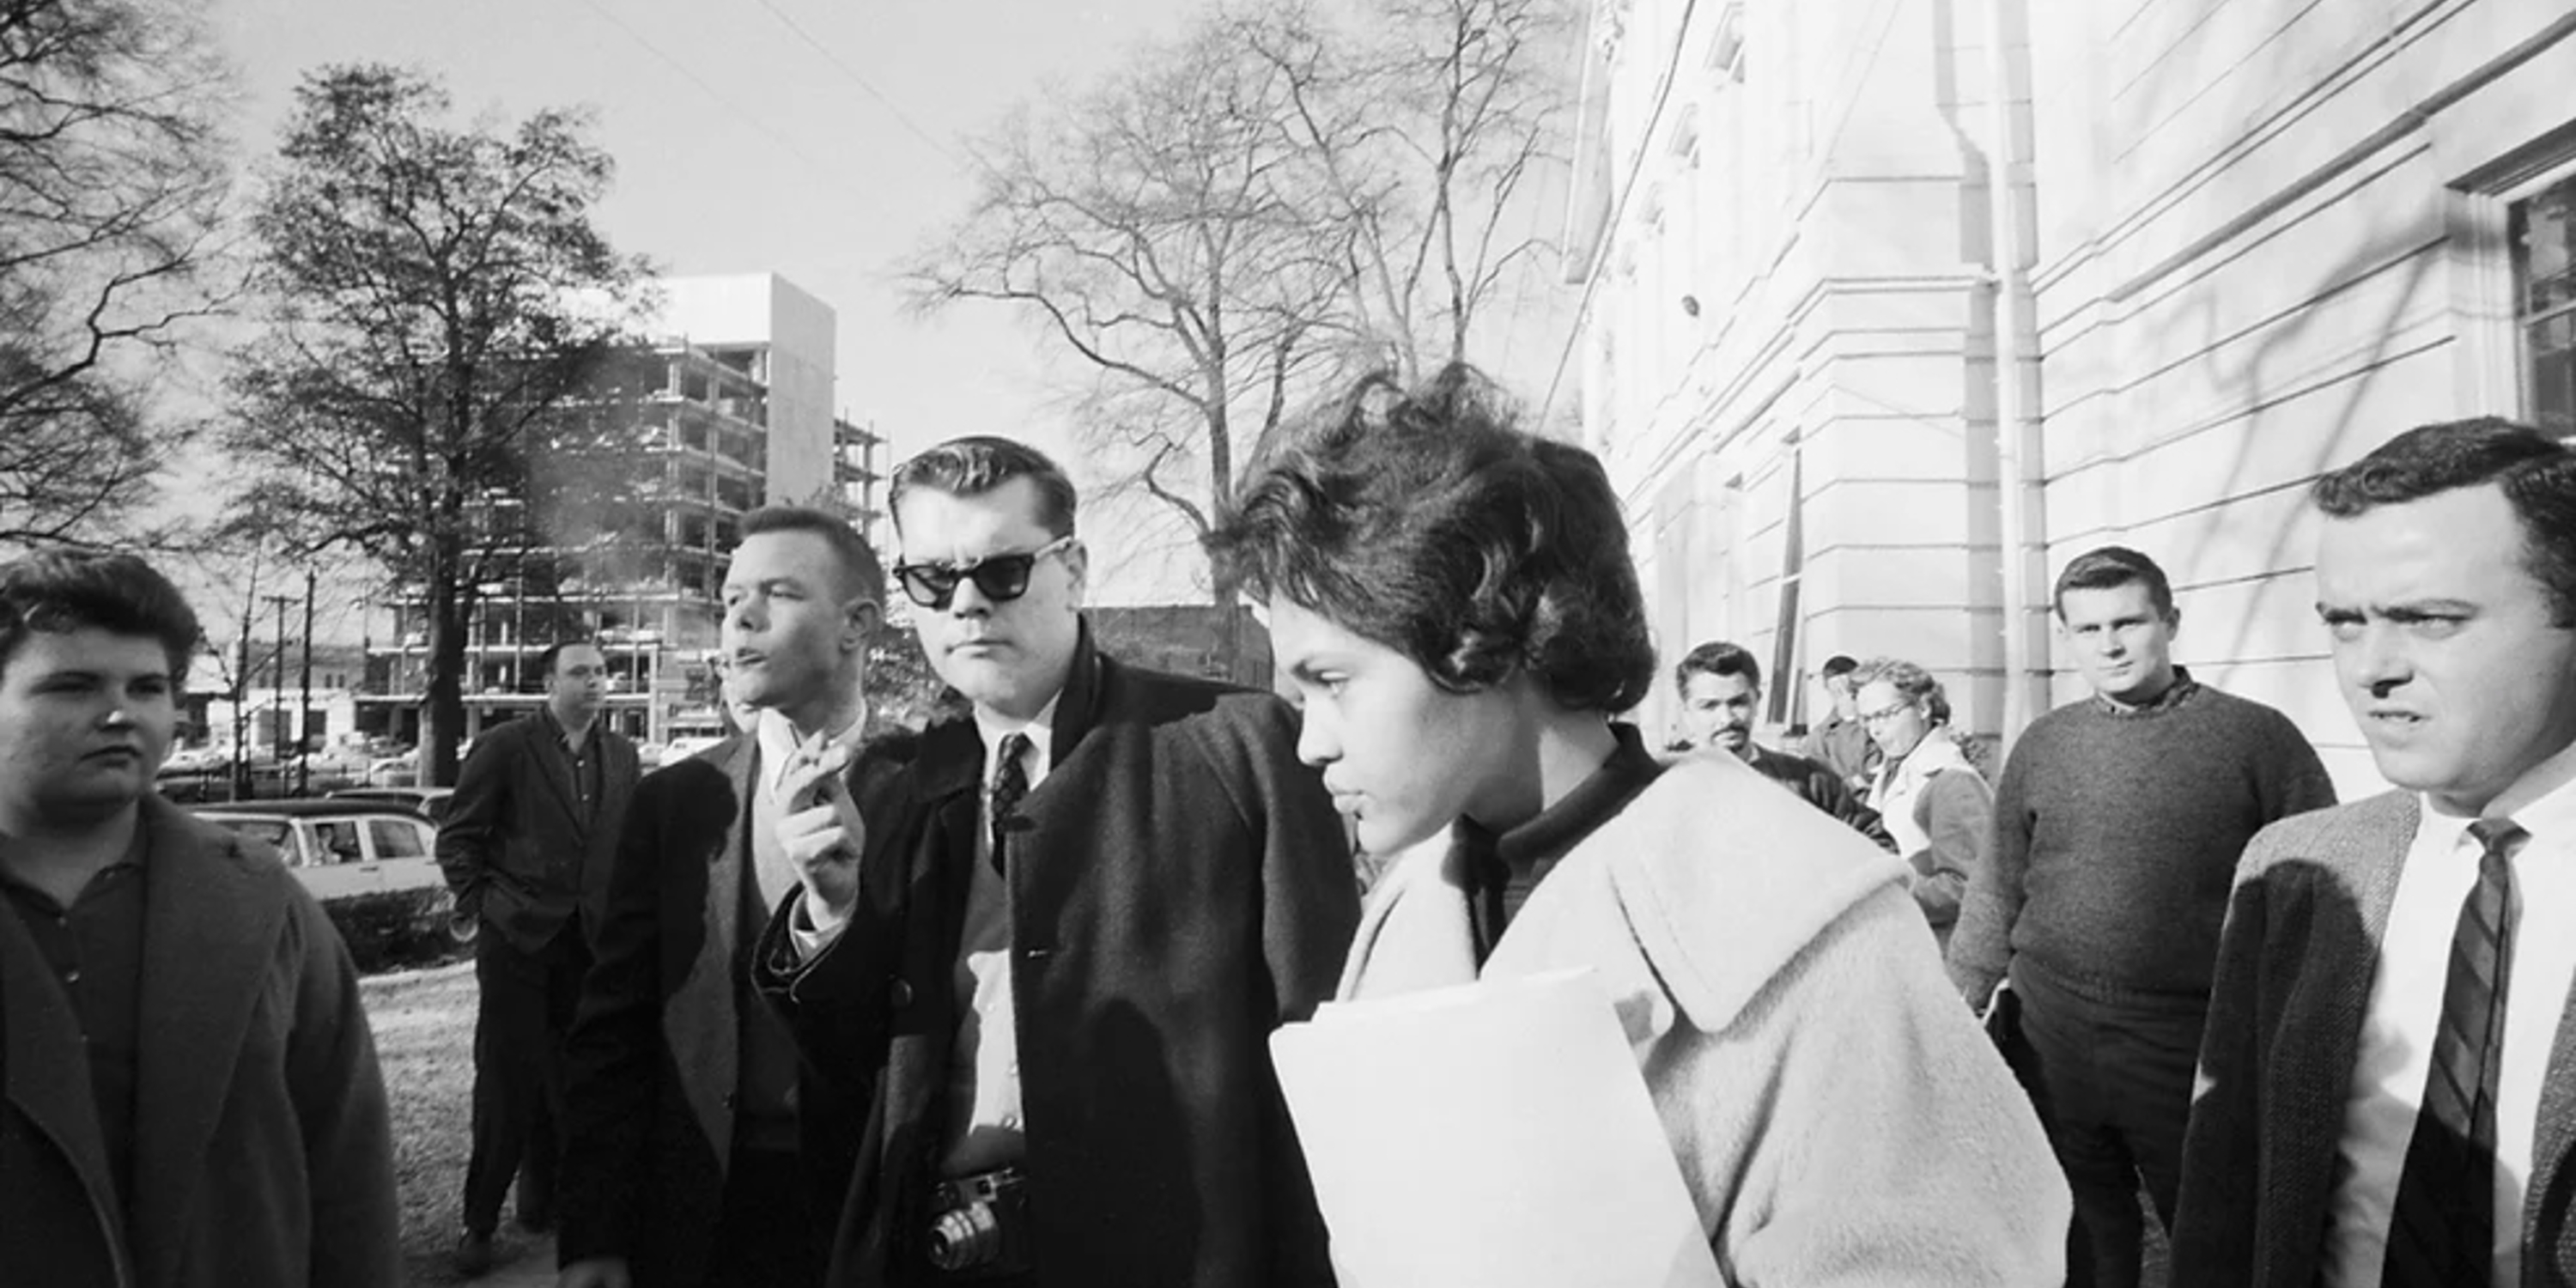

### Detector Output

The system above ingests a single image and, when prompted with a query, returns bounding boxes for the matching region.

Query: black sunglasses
[893,536,1075,610]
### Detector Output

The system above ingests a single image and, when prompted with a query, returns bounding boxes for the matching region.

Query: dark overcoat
[756,631,1358,1288]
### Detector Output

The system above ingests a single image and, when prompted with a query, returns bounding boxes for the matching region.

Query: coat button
[721,1091,738,1110]
[890,979,914,1008]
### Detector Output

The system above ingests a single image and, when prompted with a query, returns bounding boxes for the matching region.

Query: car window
[311,820,364,865]
[367,817,430,860]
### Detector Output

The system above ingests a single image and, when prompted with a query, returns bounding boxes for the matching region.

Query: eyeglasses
[1858,699,1917,726]
[893,536,1075,610]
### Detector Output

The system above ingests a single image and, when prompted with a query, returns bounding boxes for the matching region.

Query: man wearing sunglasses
[752,435,1357,1288]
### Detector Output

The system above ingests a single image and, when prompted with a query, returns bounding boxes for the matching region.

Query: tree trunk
[423,556,468,787]
[1209,565,1247,684]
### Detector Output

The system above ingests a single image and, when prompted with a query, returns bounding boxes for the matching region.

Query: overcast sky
[196,0,1579,624]
[213,0,1202,556]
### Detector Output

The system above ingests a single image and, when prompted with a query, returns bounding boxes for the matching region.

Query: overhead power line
[574,0,865,188]
[749,0,966,169]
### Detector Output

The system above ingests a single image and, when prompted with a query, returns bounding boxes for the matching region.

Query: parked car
[191,799,467,969]
[363,755,418,787]
[326,785,458,823]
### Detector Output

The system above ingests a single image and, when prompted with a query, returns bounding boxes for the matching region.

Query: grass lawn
[365,960,556,1286]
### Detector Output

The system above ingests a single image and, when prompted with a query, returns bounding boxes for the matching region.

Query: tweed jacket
[2171,790,2576,1285]
[437,708,641,954]
[755,628,1359,1288]
[1340,750,2069,1285]
[556,735,871,1288]
[0,797,401,1288]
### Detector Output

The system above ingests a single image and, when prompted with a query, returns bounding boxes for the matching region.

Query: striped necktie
[987,732,1032,875]
[2381,817,2528,1287]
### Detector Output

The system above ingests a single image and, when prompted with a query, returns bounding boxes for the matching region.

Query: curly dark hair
[2311,416,2576,626]
[0,550,201,684]
[1208,363,1656,714]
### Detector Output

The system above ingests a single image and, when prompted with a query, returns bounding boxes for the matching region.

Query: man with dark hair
[2174,420,2576,1285]
[439,639,640,1274]
[1674,641,1892,848]
[1801,653,1879,799]
[0,550,400,1287]
[753,436,1358,1287]
[1209,364,2065,1282]
[1947,543,2331,1288]
[558,504,887,1288]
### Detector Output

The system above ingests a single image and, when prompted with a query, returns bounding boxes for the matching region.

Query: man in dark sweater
[1947,546,2335,1288]
[1675,641,1893,850]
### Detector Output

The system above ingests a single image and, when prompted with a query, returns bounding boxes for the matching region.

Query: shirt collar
[975,695,1061,787]
[756,704,869,797]
[2413,765,2576,856]
[539,704,599,754]
[2089,665,2200,716]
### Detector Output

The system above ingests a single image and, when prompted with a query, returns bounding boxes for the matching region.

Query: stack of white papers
[1271,969,1726,1288]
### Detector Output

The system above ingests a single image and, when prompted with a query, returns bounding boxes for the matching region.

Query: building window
[2512,174,2576,437]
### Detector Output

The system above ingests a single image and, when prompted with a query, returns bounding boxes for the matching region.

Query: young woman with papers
[1207,364,2069,1286]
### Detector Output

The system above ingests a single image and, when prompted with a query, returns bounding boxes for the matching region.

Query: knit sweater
[1945,671,2336,1005]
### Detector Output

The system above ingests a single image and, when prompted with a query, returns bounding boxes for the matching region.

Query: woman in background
[1855,657,1994,951]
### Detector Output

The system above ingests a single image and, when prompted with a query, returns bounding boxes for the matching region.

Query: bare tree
[1250,0,1574,382]
[226,65,653,787]
[0,0,233,546]
[907,0,1576,665]
[906,15,1366,668]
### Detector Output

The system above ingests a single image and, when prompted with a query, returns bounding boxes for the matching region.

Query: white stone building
[1567,0,2575,794]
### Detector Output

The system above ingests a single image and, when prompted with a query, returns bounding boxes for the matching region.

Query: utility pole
[264,592,295,792]
[298,568,317,795]
[232,635,252,800]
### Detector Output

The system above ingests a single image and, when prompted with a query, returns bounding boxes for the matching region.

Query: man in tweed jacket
[2171,418,2576,1286]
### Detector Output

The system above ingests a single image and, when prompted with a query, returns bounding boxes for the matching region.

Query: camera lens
[928,1203,1001,1272]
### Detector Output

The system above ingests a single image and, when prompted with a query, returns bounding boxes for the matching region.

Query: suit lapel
[664,738,756,1169]
[2262,792,2416,1273]
[0,895,131,1268]
[527,716,586,842]
[2528,969,2576,1279]
[129,799,288,1288]
[877,774,981,1188]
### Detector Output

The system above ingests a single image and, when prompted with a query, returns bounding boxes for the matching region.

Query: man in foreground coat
[0,549,399,1288]
[756,436,1358,1287]
[2172,417,2576,1285]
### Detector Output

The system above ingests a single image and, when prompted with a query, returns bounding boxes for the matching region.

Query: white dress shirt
[939,698,1058,1177]
[2324,771,2576,1287]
